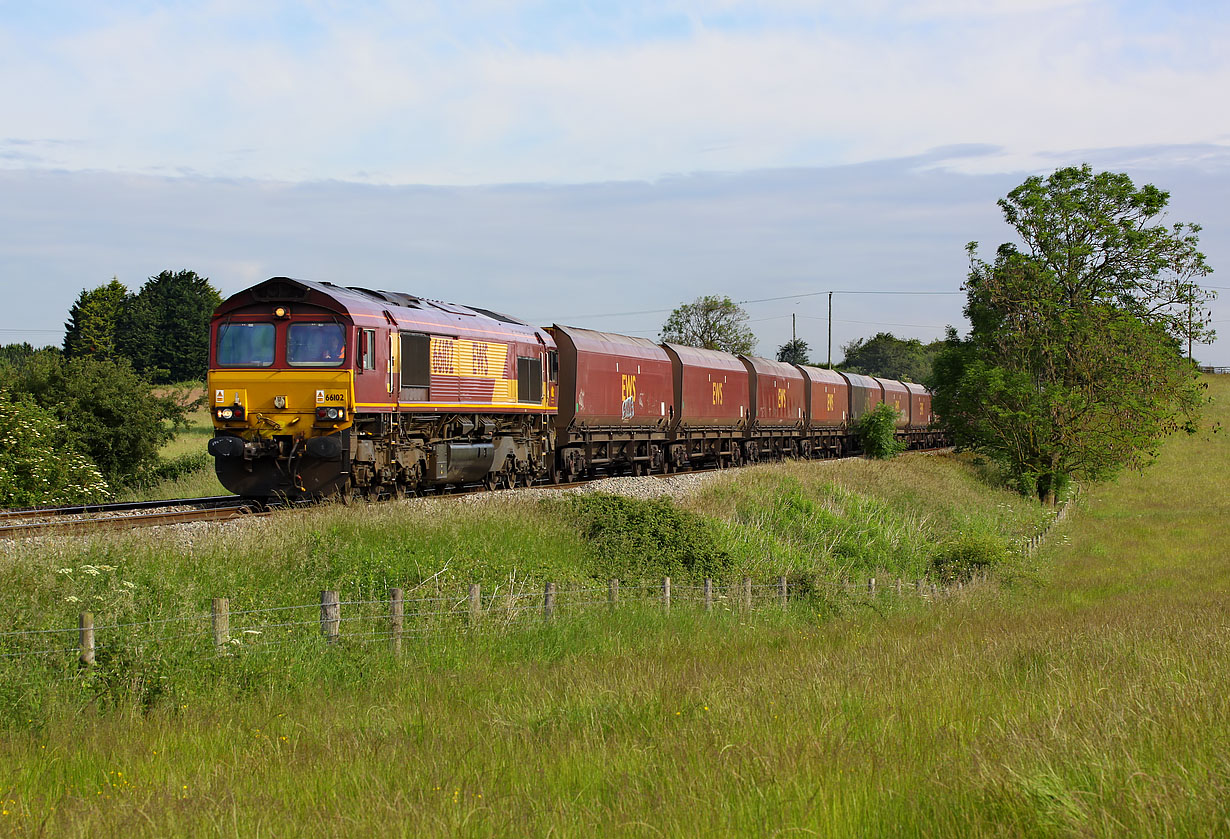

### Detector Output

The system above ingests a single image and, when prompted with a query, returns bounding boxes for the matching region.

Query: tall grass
[0,377,1226,836]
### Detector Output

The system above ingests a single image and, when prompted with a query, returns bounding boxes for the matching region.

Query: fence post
[915,579,925,597]
[896,578,903,597]
[390,588,404,655]
[778,575,788,609]
[704,578,713,612]
[78,612,94,667]
[320,590,340,644]
[211,597,229,653]
[868,577,876,597]
[469,584,481,624]
[662,577,671,611]
[544,582,556,619]
[742,577,752,611]
[608,578,619,609]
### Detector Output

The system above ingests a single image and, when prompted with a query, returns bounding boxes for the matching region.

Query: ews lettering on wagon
[777,387,787,410]
[621,374,637,420]
[826,392,835,412]
[711,381,724,405]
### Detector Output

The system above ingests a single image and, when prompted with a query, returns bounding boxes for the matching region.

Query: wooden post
[211,597,229,653]
[390,588,404,655]
[608,578,619,609]
[320,590,340,644]
[868,577,876,596]
[896,578,903,597]
[915,579,925,596]
[78,612,94,667]
[468,584,481,623]
[544,582,556,619]
[662,577,671,611]
[703,578,713,612]
[742,577,752,611]
[778,575,788,608]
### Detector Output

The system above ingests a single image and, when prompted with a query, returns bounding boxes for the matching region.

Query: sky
[2,0,1228,365]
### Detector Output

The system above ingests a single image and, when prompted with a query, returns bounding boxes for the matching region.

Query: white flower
[64,595,80,603]
[55,568,73,575]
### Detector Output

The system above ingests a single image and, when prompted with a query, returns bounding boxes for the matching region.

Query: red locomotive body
[208,277,556,499]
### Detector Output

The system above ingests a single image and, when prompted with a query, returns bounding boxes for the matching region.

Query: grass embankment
[1,377,1227,836]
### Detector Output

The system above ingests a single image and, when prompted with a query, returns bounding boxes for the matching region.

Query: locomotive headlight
[273,395,287,409]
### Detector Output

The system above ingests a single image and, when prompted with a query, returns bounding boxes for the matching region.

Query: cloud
[0,2,1226,184]
[1,146,1227,364]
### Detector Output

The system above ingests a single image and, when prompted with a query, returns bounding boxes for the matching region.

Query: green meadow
[0,377,1226,837]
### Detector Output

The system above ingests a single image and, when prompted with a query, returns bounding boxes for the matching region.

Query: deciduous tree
[660,295,756,355]
[840,332,942,381]
[931,165,1215,503]
[776,338,811,365]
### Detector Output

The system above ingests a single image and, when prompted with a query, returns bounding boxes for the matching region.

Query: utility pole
[827,291,833,368]
[792,312,796,342]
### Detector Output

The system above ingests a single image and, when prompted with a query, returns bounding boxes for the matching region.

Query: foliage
[556,493,734,580]
[840,331,943,381]
[0,351,191,486]
[0,390,110,506]
[776,337,811,365]
[63,278,128,361]
[114,270,222,383]
[929,530,1011,583]
[855,401,906,459]
[660,295,756,355]
[931,165,1215,503]
[0,342,52,367]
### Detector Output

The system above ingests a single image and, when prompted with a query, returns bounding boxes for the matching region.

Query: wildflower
[64,596,80,603]
[55,568,73,575]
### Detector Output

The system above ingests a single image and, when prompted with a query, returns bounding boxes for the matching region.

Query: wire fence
[0,572,997,679]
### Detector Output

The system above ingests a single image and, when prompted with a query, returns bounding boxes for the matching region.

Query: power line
[557,288,962,321]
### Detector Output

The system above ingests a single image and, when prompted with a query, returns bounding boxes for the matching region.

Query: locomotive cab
[207,280,355,499]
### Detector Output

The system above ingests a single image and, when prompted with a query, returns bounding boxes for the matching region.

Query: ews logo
[711,381,724,405]
[777,387,787,410]
[826,392,835,412]
[621,374,637,401]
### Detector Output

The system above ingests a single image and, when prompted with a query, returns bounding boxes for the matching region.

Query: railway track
[0,496,262,540]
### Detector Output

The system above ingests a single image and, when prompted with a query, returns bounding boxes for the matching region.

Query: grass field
[0,377,1226,837]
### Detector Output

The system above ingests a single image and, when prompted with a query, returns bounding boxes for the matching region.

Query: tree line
[0,270,220,506]
[660,166,1215,504]
[659,295,944,382]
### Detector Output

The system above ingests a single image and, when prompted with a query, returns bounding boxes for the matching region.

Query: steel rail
[0,495,244,521]
[0,505,262,540]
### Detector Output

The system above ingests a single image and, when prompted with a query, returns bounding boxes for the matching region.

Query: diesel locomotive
[206,277,942,500]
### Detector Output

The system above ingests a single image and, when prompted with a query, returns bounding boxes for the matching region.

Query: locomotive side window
[517,355,542,403]
[216,322,274,367]
[399,333,431,401]
[359,329,376,371]
[288,322,346,367]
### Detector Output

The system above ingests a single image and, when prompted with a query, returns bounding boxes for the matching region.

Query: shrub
[929,530,1011,583]
[0,390,110,506]
[856,402,906,459]
[0,351,191,486]
[554,493,734,581]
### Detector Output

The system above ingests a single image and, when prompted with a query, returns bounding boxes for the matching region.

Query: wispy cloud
[0,1,1226,184]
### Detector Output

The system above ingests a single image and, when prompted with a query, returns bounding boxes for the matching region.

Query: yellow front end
[207,369,355,498]
[208,369,355,436]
